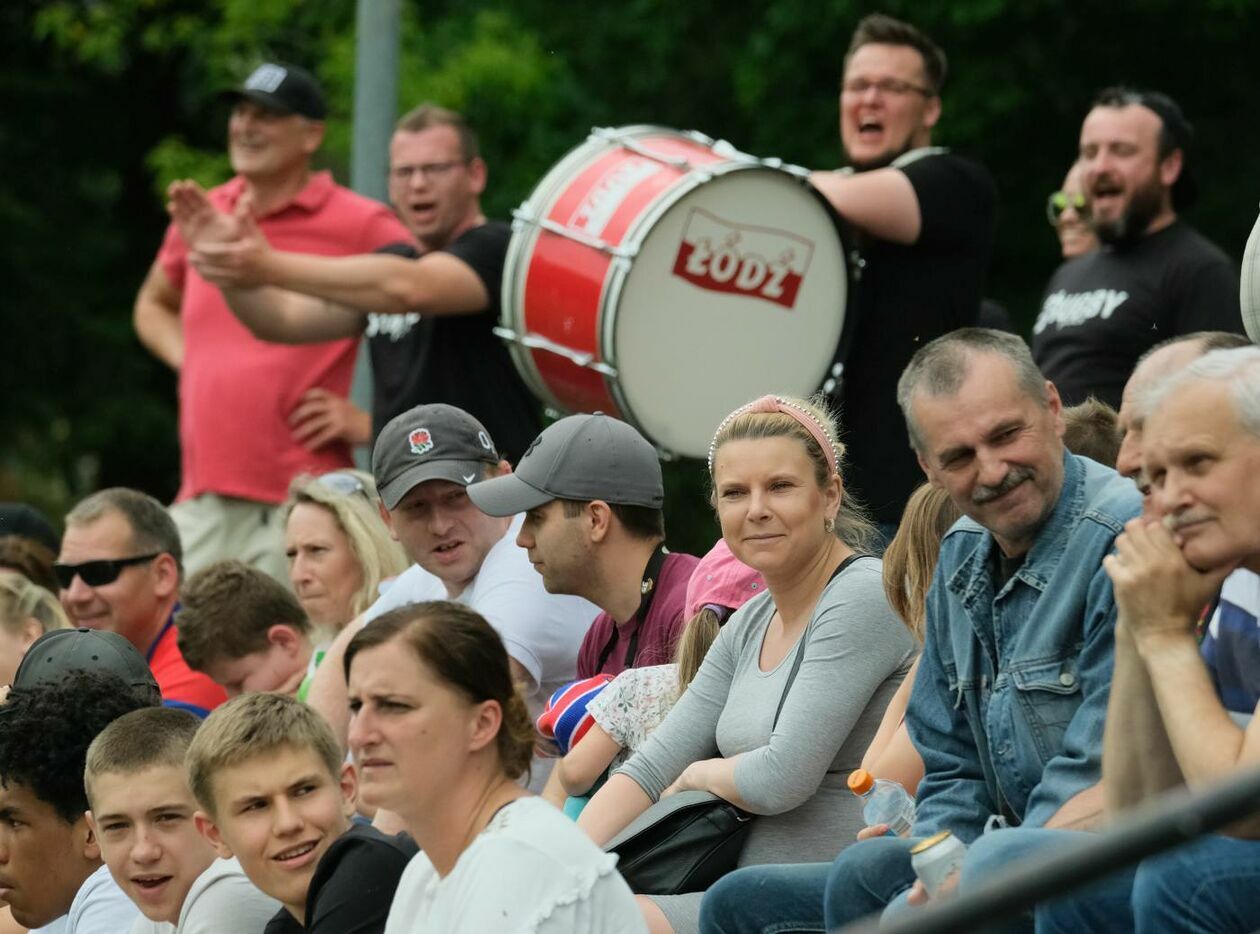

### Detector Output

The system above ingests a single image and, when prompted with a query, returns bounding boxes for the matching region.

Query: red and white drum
[499,126,848,459]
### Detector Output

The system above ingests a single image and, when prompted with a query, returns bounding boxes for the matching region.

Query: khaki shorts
[169,493,289,585]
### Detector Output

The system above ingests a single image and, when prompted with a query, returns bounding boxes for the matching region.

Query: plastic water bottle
[847,769,915,836]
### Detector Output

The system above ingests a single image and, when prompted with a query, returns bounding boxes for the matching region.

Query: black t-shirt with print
[264,824,417,934]
[1032,221,1242,409]
[833,151,997,528]
[366,222,542,464]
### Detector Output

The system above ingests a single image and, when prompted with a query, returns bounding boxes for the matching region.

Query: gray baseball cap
[467,414,663,517]
[372,404,501,510]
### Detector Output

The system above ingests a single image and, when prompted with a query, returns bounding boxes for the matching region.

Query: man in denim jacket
[698,329,1139,934]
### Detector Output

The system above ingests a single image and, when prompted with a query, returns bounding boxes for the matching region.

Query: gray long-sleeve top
[617,556,915,867]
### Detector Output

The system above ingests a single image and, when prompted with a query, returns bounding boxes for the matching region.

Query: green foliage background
[5,0,1259,550]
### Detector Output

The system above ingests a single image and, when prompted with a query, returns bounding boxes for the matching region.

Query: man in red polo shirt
[55,488,226,717]
[133,62,411,581]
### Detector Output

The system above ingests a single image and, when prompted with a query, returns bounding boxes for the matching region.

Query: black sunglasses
[54,553,161,589]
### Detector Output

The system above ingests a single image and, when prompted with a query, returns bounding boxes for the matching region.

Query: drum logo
[569,158,660,237]
[672,208,814,310]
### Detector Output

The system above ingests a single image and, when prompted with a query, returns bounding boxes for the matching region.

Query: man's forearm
[135,304,184,369]
[1139,630,1248,786]
[1045,782,1105,830]
[808,167,921,244]
[1104,622,1185,815]
[264,250,422,316]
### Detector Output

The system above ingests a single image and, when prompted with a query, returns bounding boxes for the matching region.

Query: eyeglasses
[389,161,467,183]
[53,554,160,590]
[841,77,934,98]
[1046,191,1090,226]
[317,471,370,499]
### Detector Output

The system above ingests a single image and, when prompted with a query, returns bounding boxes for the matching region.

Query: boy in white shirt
[84,707,279,933]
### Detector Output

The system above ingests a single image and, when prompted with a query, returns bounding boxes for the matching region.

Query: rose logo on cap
[408,428,434,456]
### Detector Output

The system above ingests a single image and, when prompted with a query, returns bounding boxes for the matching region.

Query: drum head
[611,166,846,458]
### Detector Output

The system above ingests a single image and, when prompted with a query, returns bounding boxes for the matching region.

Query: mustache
[972,466,1034,504]
[1162,511,1213,533]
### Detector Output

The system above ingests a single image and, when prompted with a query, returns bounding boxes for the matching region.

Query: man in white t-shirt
[307,404,598,780]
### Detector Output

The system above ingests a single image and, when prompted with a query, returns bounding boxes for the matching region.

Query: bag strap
[596,543,670,672]
[771,553,866,728]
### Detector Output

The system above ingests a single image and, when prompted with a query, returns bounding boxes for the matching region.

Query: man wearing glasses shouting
[54,488,227,716]
[808,13,997,541]
[166,103,541,468]
[1033,88,1243,412]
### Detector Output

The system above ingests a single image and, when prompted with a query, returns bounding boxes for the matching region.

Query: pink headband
[708,395,840,477]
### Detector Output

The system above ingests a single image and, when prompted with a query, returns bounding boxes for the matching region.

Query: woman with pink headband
[578,394,917,934]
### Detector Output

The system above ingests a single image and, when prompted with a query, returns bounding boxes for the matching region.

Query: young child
[84,706,280,933]
[0,669,154,933]
[175,562,320,700]
[186,692,416,933]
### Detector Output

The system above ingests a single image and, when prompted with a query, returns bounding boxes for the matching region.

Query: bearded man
[1033,88,1242,410]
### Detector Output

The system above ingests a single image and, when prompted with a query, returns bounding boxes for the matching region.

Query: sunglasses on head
[1046,190,1089,225]
[317,471,369,498]
[53,553,161,589]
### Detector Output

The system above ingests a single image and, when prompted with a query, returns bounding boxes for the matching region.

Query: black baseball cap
[0,503,59,553]
[13,628,159,693]
[372,404,502,510]
[467,414,664,517]
[225,62,327,120]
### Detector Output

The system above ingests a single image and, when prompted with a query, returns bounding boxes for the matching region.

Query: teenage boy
[0,671,154,932]
[175,561,317,698]
[85,705,278,932]
[84,706,280,932]
[187,692,416,933]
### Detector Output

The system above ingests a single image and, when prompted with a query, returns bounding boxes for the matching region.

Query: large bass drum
[499,126,848,458]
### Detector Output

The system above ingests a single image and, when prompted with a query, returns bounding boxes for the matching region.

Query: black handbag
[604,554,864,895]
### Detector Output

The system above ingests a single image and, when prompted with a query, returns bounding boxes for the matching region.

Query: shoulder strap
[771,554,867,728]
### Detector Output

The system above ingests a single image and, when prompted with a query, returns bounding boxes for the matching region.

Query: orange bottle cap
[847,769,874,795]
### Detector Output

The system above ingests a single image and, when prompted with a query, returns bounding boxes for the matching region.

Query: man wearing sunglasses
[1033,87,1243,412]
[808,13,997,540]
[55,488,227,717]
[163,102,542,468]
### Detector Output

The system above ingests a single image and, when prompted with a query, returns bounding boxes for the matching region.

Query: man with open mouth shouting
[808,13,997,543]
[1033,87,1243,413]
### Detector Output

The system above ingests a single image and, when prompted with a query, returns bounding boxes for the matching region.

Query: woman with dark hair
[344,601,643,933]
[577,395,916,933]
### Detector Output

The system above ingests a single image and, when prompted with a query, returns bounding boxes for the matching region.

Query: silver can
[910,830,968,897]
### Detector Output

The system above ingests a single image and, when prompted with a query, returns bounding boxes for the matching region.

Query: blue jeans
[700,864,829,933]
[699,838,924,933]
[1039,833,1260,933]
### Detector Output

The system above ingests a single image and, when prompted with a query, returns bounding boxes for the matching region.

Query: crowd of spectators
[0,8,1257,934]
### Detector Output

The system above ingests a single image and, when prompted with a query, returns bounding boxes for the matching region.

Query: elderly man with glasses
[808,13,997,540]
[55,488,227,716]
[1032,87,1243,412]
